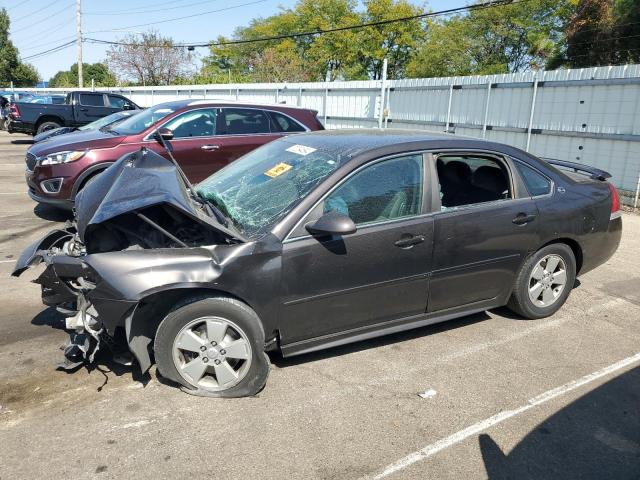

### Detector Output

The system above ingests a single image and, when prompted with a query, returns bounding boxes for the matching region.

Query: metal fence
[21,64,640,204]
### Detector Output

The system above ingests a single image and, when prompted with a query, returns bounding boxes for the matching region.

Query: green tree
[200,0,425,82]
[407,0,573,77]
[549,0,640,68]
[0,8,40,86]
[358,0,426,80]
[49,63,116,87]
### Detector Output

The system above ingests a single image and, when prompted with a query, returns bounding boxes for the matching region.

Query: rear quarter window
[515,162,552,196]
[269,111,306,132]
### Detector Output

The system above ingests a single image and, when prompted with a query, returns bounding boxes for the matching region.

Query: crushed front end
[12,225,130,369]
[12,148,242,373]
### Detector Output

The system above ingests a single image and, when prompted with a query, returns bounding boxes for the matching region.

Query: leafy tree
[408,0,573,77]
[358,0,426,80]
[0,8,39,86]
[49,63,116,87]
[549,0,640,68]
[200,0,424,82]
[106,31,195,85]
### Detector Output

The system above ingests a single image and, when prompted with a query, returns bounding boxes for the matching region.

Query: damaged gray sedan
[13,130,622,397]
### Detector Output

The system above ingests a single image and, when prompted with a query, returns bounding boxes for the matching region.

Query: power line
[19,30,76,51]
[85,0,220,16]
[86,0,525,49]
[22,39,76,61]
[85,0,205,15]
[10,0,65,24]
[11,1,75,35]
[86,0,269,34]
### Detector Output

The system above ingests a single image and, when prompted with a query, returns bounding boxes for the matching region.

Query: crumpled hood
[28,129,125,157]
[74,148,199,242]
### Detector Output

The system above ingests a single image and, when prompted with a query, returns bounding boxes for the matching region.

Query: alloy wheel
[528,254,568,308]
[172,316,252,391]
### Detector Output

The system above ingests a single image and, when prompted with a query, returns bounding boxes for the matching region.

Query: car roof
[278,128,511,164]
[148,98,314,111]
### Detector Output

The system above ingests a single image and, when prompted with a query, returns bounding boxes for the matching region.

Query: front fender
[84,248,223,303]
[12,228,75,276]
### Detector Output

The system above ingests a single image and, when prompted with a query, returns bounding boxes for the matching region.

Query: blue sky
[3,0,468,81]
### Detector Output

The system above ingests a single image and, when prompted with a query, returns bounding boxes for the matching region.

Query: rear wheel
[507,243,576,319]
[36,121,61,135]
[154,296,270,397]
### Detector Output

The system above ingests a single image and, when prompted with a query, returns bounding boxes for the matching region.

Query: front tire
[154,296,270,398]
[507,243,576,319]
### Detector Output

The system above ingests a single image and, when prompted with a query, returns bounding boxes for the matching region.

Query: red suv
[25,100,324,209]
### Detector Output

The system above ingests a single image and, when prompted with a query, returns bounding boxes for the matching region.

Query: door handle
[512,212,537,225]
[394,234,425,248]
[79,108,88,112]
[201,144,220,151]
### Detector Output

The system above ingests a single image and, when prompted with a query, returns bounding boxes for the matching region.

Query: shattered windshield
[110,104,177,135]
[197,139,341,238]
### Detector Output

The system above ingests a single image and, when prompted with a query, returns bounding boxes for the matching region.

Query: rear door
[75,93,110,124]
[429,152,539,312]
[214,108,281,165]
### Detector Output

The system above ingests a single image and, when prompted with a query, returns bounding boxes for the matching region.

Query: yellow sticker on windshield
[264,162,292,178]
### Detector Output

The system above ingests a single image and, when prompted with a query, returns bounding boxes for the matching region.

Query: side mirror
[305,211,357,237]
[154,127,174,143]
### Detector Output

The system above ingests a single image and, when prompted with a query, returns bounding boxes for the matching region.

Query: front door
[152,107,221,182]
[429,153,539,312]
[280,154,434,344]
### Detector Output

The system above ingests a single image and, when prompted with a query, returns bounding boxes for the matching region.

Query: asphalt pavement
[0,130,639,479]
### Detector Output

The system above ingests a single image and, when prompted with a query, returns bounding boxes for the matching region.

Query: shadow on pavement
[10,139,33,145]
[271,311,490,367]
[30,306,66,329]
[33,203,73,222]
[480,366,640,480]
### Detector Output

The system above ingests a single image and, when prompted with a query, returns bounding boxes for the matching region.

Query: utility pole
[76,0,83,88]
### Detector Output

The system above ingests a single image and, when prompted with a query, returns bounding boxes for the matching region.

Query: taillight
[9,103,21,118]
[608,183,621,216]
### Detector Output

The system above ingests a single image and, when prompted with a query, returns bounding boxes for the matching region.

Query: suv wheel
[154,296,270,397]
[507,243,576,319]
[36,121,61,135]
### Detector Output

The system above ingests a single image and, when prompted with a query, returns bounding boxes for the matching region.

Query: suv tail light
[9,103,21,118]
[608,183,621,218]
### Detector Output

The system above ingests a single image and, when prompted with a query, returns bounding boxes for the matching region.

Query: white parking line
[0,260,16,264]
[0,192,26,195]
[372,351,640,479]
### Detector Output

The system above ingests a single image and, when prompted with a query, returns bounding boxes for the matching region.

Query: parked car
[13,130,622,397]
[7,90,140,136]
[32,110,138,144]
[23,100,324,209]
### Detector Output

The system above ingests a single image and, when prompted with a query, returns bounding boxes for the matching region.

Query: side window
[218,108,270,135]
[515,162,552,196]
[79,93,105,107]
[324,155,424,225]
[269,111,306,133]
[107,95,125,109]
[436,154,511,210]
[163,109,217,138]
